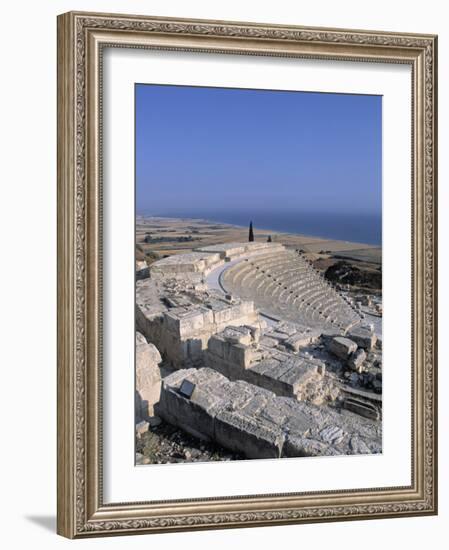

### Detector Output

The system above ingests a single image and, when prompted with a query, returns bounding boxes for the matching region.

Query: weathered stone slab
[348,325,377,351]
[278,361,318,389]
[221,325,253,345]
[247,359,299,397]
[343,398,380,420]
[260,336,280,348]
[156,368,227,441]
[164,306,213,339]
[328,336,357,360]
[150,252,222,279]
[285,333,314,351]
[214,409,284,459]
[249,358,282,376]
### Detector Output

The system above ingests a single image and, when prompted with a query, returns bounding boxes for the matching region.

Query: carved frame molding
[57,11,437,538]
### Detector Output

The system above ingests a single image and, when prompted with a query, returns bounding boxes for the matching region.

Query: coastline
[136,215,381,265]
[137,214,380,249]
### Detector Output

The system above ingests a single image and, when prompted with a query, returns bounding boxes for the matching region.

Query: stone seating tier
[221,250,362,333]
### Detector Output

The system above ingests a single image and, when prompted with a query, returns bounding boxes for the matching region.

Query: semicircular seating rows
[221,249,362,333]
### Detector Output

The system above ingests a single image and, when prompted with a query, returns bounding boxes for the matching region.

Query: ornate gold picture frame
[57,11,438,538]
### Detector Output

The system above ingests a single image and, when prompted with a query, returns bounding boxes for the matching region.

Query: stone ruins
[136,242,382,461]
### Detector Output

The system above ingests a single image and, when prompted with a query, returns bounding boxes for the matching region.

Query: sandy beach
[136,215,382,265]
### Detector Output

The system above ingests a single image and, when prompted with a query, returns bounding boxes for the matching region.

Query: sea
[150,210,382,246]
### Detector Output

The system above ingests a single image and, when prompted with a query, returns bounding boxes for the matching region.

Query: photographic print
[135,84,383,465]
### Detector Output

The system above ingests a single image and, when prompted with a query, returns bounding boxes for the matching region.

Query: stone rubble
[347,348,367,372]
[328,336,357,360]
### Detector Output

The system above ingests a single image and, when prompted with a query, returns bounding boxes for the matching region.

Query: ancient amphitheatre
[135,217,382,464]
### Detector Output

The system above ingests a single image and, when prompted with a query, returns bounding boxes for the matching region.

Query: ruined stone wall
[156,368,381,459]
[137,297,262,369]
[204,326,327,401]
[149,251,222,280]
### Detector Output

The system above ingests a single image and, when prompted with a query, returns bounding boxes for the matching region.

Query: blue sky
[136,84,382,217]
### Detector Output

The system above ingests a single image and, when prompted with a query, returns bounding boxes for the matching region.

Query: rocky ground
[136,418,244,465]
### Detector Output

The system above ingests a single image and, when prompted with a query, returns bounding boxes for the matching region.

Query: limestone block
[347,348,367,372]
[328,336,357,360]
[212,302,254,326]
[285,333,313,351]
[248,326,261,343]
[187,338,203,357]
[244,356,321,399]
[204,352,234,380]
[260,336,279,348]
[179,309,212,338]
[283,407,315,437]
[163,307,212,339]
[348,326,377,351]
[150,252,221,278]
[222,326,253,346]
[212,305,234,325]
[135,420,149,438]
[156,369,225,441]
[135,333,162,420]
[228,343,254,369]
[163,309,183,334]
[207,335,227,359]
[214,409,284,459]
[246,360,296,397]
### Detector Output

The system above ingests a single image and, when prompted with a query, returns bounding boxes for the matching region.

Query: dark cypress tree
[248,221,254,242]
[267,235,272,243]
